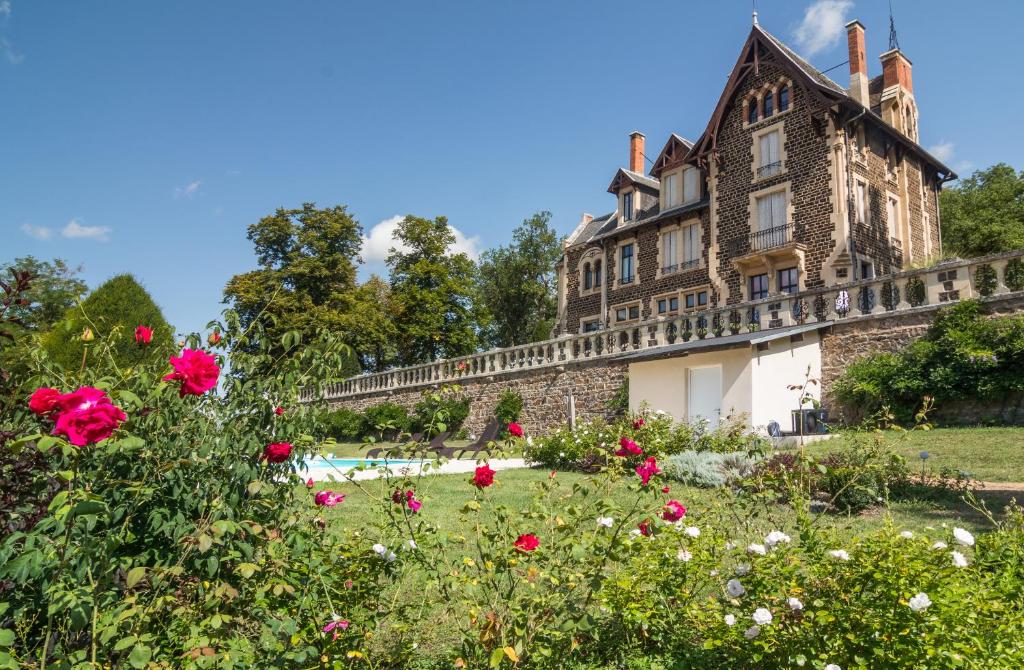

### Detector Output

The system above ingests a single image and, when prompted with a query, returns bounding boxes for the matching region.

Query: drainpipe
[844,108,868,279]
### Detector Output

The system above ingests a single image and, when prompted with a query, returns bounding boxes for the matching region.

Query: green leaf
[197,534,213,553]
[236,563,259,579]
[126,567,146,588]
[0,630,13,647]
[128,644,152,669]
[489,647,505,668]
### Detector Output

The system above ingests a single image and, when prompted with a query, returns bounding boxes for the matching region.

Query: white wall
[628,347,753,424]
[749,331,822,432]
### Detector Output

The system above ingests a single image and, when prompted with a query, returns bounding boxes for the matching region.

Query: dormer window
[763,91,774,118]
[622,192,634,222]
[682,167,699,203]
[778,85,789,111]
[662,172,680,208]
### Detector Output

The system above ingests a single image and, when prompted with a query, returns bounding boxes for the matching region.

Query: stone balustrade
[312,251,1024,401]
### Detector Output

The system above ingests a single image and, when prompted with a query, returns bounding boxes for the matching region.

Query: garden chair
[454,420,500,459]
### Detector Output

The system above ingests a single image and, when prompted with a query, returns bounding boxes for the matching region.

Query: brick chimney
[880,49,913,94]
[845,20,869,106]
[629,131,645,173]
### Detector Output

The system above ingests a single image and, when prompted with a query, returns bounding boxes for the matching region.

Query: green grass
[808,427,1024,482]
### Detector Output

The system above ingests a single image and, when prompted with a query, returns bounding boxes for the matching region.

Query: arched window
[583,263,593,290]
[763,90,774,118]
[747,99,758,124]
[778,85,789,111]
[594,260,602,287]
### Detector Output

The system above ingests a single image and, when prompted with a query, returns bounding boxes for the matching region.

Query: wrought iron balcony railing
[756,161,782,179]
[749,222,792,252]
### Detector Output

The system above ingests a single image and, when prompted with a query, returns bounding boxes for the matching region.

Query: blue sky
[3,0,1021,337]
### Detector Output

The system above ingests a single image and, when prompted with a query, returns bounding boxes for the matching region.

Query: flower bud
[208,332,222,346]
[80,327,95,342]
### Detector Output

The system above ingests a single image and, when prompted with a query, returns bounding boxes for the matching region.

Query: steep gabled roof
[649,133,695,178]
[686,24,955,180]
[607,168,660,194]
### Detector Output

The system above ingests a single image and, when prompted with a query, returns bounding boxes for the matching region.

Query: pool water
[311,457,418,468]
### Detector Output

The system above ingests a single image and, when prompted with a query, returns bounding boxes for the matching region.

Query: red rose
[274,406,284,416]
[638,520,652,537]
[633,417,645,429]
[662,486,670,494]
[134,325,153,345]
[163,349,220,397]
[52,386,126,446]
[514,533,539,552]
[635,457,661,486]
[472,464,496,489]
[507,422,524,438]
[29,387,62,415]
[662,500,687,522]
[615,437,643,457]
[262,442,293,463]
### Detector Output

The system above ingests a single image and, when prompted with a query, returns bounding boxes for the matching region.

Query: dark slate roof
[757,27,847,95]
[613,322,831,362]
[566,212,615,248]
[588,197,709,244]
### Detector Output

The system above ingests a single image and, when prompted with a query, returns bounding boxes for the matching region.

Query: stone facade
[329,359,627,437]
[554,22,953,336]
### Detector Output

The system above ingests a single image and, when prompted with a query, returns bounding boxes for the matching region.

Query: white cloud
[175,180,201,198]
[0,2,11,17]
[21,223,52,240]
[361,215,482,264]
[1,37,21,64]
[928,141,955,163]
[61,218,111,241]
[793,0,853,57]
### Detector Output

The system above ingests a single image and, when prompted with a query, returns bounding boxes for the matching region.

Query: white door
[688,366,722,427]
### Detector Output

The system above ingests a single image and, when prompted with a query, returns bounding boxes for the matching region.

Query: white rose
[825,665,842,670]
[596,516,614,528]
[908,592,932,612]
[953,527,975,547]
[735,563,752,576]
[685,526,701,538]
[787,597,803,611]
[677,549,692,562]
[726,579,746,597]
[951,550,968,568]
[931,541,948,550]
[747,543,767,556]
[724,614,736,626]
[744,625,760,640]
[899,530,914,539]
[764,530,791,547]
[752,607,772,625]
[828,549,850,561]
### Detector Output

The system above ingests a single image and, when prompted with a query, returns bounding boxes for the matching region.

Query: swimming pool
[310,457,419,469]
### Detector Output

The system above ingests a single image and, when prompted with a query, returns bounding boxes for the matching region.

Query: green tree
[1,256,87,332]
[477,211,564,347]
[41,274,174,370]
[940,163,1024,258]
[387,215,485,364]
[223,203,365,374]
[345,275,398,372]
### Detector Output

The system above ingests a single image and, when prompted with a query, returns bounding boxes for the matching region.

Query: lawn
[808,426,1024,482]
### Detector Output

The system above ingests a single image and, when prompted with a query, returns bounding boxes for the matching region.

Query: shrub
[661,450,759,487]
[664,414,769,455]
[606,376,629,416]
[412,386,470,437]
[363,401,412,439]
[832,300,1024,422]
[1005,258,1024,292]
[322,406,367,442]
[524,411,676,469]
[494,388,523,437]
[41,274,174,370]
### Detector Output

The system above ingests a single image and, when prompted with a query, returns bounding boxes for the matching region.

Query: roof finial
[752,10,758,26]
[888,0,900,50]
[752,0,759,26]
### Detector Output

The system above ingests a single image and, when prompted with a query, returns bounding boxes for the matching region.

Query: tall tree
[1,256,87,332]
[344,275,399,372]
[41,274,174,370]
[940,163,1024,258]
[478,211,564,347]
[224,203,366,373]
[387,215,485,364]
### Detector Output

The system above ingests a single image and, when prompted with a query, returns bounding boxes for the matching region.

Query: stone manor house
[553,19,954,337]
[323,19,1024,434]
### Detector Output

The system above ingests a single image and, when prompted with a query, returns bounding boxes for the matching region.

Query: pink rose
[29,387,62,415]
[163,349,220,397]
[472,464,496,489]
[635,457,661,486]
[514,533,539,552]
[615,437,643,457]
[52,386,126,446]
[507,422,524,438]
[662,500,687,522]
[315,491,346,507]
[262,442,293,463]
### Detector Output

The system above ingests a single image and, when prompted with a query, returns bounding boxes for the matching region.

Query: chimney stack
[880,49,913,94]
[629,131,645,174]
[845,20,869,105]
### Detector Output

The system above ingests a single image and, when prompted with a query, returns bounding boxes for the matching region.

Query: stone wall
[328,359,628,437]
